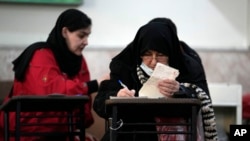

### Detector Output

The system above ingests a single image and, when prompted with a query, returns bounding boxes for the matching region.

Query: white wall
[248,0,250,47]
[0,0,249,50]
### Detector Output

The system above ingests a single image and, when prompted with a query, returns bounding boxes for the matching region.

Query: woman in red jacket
[0,9,107,141]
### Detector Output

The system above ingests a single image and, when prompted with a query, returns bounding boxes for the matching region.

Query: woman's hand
[117,88,136,97]
[158,79,179,97]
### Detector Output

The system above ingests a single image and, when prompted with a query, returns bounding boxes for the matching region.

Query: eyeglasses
[141,53,168,62]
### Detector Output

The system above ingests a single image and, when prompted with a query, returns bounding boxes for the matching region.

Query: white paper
[109,96,148,99]
[139,63,179,98]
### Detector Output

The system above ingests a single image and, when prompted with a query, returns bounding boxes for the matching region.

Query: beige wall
[1,48,249,94]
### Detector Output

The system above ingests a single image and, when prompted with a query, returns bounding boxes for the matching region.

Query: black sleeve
[173,83,198,98]
[86,79,98,94]
[93,79,120,119]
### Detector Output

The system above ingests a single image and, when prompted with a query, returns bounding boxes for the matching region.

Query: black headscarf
[148,17,178,34]
[47,9,91,78]
[12,9,91,81]
[12,42,48,81]
[112,22,184,76]
[147,18,209,88]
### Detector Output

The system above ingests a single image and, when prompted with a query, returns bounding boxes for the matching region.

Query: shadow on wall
[210,0,246,35]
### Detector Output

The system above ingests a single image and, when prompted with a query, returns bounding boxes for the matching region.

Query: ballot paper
[139,63,179,98]
[110,96,148,99]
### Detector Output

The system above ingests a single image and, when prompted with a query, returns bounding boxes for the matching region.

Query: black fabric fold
[86,80,98,94]
[12,42,48,81]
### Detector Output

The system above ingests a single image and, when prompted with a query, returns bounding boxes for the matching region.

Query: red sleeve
[18,48,90,95]
[13,48,93,127]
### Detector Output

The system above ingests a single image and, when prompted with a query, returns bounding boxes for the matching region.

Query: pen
[118,80,128,88]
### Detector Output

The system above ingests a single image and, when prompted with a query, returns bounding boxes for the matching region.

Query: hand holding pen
[117,80,135,97]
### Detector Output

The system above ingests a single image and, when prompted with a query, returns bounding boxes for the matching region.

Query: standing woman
[93,22,217,141]
[0,9,107,141]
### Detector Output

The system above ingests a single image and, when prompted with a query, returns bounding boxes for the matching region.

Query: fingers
[158,79,179,97]
[117,88,136,97]
[159,88,174,97]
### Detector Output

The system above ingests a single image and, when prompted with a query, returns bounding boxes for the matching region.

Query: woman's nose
[150,55,158,64]
[82,38,88,46]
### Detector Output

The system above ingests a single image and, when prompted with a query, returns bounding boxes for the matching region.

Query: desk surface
[105,98,201,117]
[106,97,200,105]
[0,95,89,112]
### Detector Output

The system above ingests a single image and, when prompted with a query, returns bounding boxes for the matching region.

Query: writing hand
[117,88,136,97]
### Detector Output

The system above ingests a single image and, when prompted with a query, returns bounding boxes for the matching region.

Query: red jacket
[0,48,94,141]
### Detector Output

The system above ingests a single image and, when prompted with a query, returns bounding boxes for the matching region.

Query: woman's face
[62,26,91,56]
[141,50,169,69]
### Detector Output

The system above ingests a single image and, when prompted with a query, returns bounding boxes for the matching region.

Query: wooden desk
[0,95,89,141]
[105,98,201,141]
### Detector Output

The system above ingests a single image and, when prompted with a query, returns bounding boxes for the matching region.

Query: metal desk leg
[67,111,74,141]
[191,106,197,141]
[108,118,114,141]
[79,107,85,141]
[4,112,9,141]
[110,106,118,141]
[15,101,21,141]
